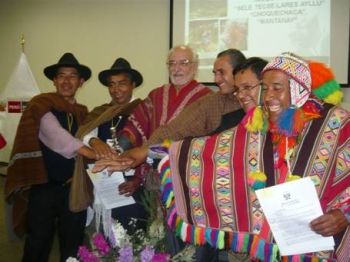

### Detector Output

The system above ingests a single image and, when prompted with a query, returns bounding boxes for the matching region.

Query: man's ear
[79,78,85,87]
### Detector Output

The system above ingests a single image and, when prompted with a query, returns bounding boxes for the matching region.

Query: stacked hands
[89,139,148,196]
[91,144,148,173]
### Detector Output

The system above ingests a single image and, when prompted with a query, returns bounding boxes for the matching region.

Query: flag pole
[20,34,25,53]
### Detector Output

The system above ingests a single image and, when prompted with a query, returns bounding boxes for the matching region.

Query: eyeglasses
[234,82,261,95]
[166,59,193,68]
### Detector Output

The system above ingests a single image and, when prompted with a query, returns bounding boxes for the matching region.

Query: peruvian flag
[0,52,40,161]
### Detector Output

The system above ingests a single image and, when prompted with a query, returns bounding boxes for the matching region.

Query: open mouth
[268,105,280,112]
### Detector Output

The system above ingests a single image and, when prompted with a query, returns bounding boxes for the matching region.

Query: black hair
[217,49,246,69]
[232,57,268,80]
[108,71,134,83]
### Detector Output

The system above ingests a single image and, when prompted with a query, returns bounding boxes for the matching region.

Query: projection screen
[171,0,350,85]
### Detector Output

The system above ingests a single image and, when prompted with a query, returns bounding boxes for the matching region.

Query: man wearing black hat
[81,57,143,157]
[5,53,96,262]
[69,58,147,232]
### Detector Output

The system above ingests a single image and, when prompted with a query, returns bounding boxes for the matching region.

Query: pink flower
[152,253,170,262]
[77,246,99,262]
[92,233,111,256]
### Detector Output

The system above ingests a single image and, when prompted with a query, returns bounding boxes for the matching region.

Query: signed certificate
[87,168,135,209]
[255,177,334,256]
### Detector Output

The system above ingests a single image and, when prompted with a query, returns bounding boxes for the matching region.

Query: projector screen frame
[169,0,350,87]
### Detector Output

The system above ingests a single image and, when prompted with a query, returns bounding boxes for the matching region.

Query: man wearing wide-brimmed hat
[69,57,147,233]
[5,52,96,261]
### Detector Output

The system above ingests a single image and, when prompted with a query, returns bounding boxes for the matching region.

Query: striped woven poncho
[158,104,350,262]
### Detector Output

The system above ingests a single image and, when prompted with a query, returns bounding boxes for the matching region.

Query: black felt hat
[98,58,143,87]
[44,53,91,81]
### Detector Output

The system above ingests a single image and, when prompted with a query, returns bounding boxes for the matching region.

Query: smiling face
[212,55,235,94]
[107,73,135,106]
[53,67,84,103]
[234,68,261,112]
[167,47,198,88]
[262,70,291,123]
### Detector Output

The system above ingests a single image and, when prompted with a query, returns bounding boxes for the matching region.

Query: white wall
[342,89,350,110]
[0,0,170,109]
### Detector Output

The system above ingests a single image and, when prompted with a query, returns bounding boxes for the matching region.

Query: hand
[120,145,149,168]
[118,177,142,197]
[77,145,97,160]
[91,157,135,173]
[89,138,116,160]
[310,209,349,236]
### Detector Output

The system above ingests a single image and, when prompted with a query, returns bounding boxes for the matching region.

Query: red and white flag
[0,52,40,161]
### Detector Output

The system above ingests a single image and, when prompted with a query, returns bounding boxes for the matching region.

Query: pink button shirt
[39,112,83,159]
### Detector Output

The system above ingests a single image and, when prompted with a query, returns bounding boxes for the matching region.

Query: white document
[255,177,334,256]
[87,168,135,209]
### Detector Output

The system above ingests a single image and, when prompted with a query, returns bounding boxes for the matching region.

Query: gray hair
[167,45,199,63]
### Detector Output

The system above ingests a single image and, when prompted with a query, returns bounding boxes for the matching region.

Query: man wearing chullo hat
[5,52,96,261]
[69,57,148,233]
[157,53,350,261]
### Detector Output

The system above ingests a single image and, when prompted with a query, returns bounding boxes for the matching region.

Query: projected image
[220,19,248,51]
[289,15,330,57]
[172,0,350,84]
[189,0,227,19]
[189,20,219,55]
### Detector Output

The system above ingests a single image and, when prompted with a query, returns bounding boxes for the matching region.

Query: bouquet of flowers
[75,217,170,262]
[67,190,195,262]
[71,189,170,262]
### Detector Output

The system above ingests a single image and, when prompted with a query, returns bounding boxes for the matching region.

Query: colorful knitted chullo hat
[262,52,311,108]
